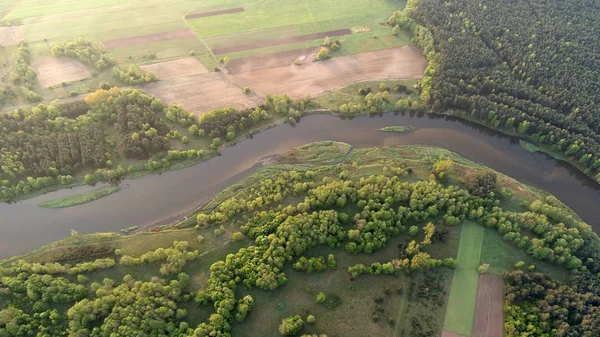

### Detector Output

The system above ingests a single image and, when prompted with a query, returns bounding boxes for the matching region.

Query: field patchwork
[33,57,91,87]
[443,221,485,337]
[228,46,426,98]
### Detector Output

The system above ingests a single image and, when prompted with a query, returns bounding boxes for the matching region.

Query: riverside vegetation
[1,143,598,337]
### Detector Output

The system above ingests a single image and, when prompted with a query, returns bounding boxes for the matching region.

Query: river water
[1,112,599,259]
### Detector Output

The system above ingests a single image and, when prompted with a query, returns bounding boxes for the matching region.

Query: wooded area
[394,0,600,183]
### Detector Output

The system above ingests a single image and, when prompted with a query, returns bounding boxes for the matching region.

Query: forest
[1,145,599,336]
[392,0,600,183]
[0,87,314,202]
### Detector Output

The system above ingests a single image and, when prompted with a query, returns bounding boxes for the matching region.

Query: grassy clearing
[519,140,542,153]
[277,141,351,165]
[443,221,484,337]
[378,126,415,133]
[479,228,568,282]
[38,186,121,208]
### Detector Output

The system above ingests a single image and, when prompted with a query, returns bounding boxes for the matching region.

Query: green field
[443,221,484,337]
[188,0,409,59]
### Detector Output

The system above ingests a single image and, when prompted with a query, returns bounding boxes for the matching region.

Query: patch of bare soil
[140,72,261,116]
[103,29,196,49]
[141,57,208,80]
[441,330,467,337]
[184,7,244,20]
[0,10,10,21]
[213,28,351,55]
[228,46,427,98]
[0,26,24,46]
[227,48,318,74]
[32,57,91,87]
[472,275,504,337]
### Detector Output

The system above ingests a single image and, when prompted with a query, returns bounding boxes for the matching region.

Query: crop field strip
[212,28,350,55]
[472,275,504,337]
[184,7,245,20]
[102,29,197,49]
[443,221,485,337]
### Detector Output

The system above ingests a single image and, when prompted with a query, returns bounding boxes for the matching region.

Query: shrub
[279,315,304,336]
[189,50,196,56]
[478,264,490,274]
[315,47,330,61]
[232,232,244,241]
[306,315,316,324]
[197,235,205,243]
[330,43,340,51]
[316,292,326,304]
[244,87,251,94]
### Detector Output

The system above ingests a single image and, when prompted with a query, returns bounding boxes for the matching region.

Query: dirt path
[228,46,427,98]
[102,29,196,49]
[212,28,350,55]
[184,7,244,20]
[472,275,504,337]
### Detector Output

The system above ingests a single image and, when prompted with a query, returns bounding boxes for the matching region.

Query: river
[1,111,599,259]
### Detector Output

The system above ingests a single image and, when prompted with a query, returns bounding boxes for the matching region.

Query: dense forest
[0,87,313,202]
[2,152,599,336]
[391,0,600,183]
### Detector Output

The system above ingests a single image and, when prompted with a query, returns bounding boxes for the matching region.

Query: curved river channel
[1,112,599,259]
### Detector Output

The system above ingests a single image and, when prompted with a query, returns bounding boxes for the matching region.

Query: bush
[232,232,244,241]
[197,235,205,243]
[306,315,316,324]
[189,51,196,56]
[408,226,419,236]
[315,47,330,61]
[279,315,304,336]
[316,292,326,304]
[244,87,251,94]
[478,264,490,274]
[330,43,340,51]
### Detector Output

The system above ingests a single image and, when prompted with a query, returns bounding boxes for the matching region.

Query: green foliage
[315,47,330,61]
[279,315,304,336]
[306,315,316,324]
[316,292,327,304]
[112,65,158,85]
[51,38,116,70]
[119,241,199,275]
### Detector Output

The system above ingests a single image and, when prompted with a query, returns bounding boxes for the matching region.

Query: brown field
[227,48,318,74]
[472,275,504,337]
[213,28,351,55]
[442,330,467,337]
[140,57,208,80]
[0,26,24,46]
[32,57,91,87]
[184,7,244,20]
[0,10,10,20]
[228,46,427,98]
[103,29,196,49]
[140,72,261,116]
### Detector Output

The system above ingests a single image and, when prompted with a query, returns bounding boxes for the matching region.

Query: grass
[378,126,415,133]
[443,220,484,337]
[479,228,568,282]
[276,141,351,165]
[188,0,408,61]
[4,0,137,20]
[38,186,121,208]
[519,140,542,153]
